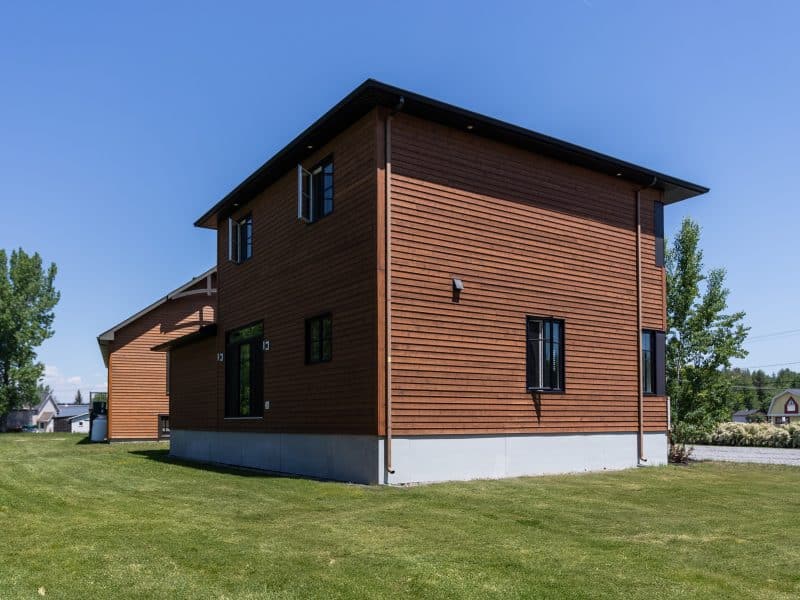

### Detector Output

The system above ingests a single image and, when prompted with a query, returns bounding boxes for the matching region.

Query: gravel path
[690,444,800,466]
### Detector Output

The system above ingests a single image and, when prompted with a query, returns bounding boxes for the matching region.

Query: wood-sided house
[158,80,708,484]
[97,268,217,441]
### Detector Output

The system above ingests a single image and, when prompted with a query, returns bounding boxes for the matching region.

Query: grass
[1,435,799,599]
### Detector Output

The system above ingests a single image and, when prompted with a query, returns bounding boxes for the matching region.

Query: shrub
[668,442,693,464]
[677,421,800,448]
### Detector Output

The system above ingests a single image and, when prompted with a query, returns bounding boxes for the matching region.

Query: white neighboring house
[767,389,800,425]
[33,393,60,432]
[52,405,90,433]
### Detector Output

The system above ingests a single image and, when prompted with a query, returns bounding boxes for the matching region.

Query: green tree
[0,249,60,424]
[74,389,83,405]
[666,219,749,427]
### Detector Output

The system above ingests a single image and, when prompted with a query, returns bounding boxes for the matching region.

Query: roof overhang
[195,79,709,229]
[97,266,216,367]
[151,323,217,353]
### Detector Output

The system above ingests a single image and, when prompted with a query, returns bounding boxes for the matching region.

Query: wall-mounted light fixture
[452,278,464,302]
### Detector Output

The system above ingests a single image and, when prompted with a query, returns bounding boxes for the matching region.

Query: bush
[676,421,800,449]
[668,442,693,464]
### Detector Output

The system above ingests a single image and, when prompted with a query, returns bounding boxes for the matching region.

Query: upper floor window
[654,201,665,267]
[298,157,334,223]
[526,317,564,392]
[228,214,253,264]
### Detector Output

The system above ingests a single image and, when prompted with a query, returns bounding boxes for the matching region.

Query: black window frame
[158,414,170,439]
[224,321,264,418]
[298,156,334,224]
[642,329,666,396]
[654,201,665,267]
[305,314,332,364]
[229,214,253,264]
[526,316,565,393]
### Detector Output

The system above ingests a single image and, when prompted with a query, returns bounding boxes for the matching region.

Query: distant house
[732,409,766,423]
[96,268,216,441]
[53,405,91,433]
[767,390,800,425]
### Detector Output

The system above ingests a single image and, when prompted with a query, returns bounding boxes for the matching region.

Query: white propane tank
[91,414,108,442]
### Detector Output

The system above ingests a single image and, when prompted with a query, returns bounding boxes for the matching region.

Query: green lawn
[1,435,798,599]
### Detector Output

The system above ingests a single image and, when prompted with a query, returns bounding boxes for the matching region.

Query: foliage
[74,389,83,404]
[677,421,800,449]
[667,441,693,464]
[724,367,800,414]
[2,436,800,598]
[0,249,60,420]
[666,219,749,428]
[36,382,54,402]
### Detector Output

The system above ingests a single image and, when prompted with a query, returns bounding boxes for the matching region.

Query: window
[786,398,798,414]
[158,415,170,439]
[297,157,334,223]
[642,330,666,395]
[228,215,253,263]
[305,314,332,364]
[225,322,264,418]
[526,317,564,391]
[654,201,665,267]
[642,331,655,394]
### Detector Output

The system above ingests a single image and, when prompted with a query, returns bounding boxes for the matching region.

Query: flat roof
[196,79,709,229]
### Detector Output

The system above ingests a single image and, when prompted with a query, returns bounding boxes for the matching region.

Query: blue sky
[1,1,798,401]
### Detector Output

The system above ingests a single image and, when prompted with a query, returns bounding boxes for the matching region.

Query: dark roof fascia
[151,324,218,352]
[195,79,709,229]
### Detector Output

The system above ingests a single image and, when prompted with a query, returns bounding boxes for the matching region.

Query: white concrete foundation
[171,430,667,485]
[170,430,380,484]
[380,432,668,484]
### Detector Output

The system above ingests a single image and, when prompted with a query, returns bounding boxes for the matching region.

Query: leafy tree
[666,219,749,427]
[0,249,60,424]
[74,389,83,405]
[37,382,54,399]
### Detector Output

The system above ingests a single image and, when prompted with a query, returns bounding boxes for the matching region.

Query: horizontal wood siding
[198,110,379,435]
[107,288,216,440]
[169,335,218,431]
[388,114,667,436]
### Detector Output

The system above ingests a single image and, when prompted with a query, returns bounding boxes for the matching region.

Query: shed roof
[195,79,709,229]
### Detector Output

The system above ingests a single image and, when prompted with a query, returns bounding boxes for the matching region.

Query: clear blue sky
[1,1,798,401]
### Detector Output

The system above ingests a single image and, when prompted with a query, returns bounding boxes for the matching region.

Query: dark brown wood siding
[188,110,379,435]
[169,335,218,431]
[387,113,668,436]
[107,288,216,440]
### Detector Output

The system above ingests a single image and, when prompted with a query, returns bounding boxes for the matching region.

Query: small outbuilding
[766,389,800,425]
[52,405,91,433]
[732,409,766,423]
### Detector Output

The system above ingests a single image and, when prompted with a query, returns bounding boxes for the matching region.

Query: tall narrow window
[297,157,334,223]
[225,322,264,418]
[228,215,253,264]
[654,201,665,267]
[642,331,655,394]
[642,330,666,395]
[305,314,332,364]
[526,317,564,391]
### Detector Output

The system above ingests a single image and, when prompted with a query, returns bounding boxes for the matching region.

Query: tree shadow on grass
[128,449,311,480]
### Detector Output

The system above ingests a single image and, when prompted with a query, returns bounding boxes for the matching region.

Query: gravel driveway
[690,444,800,466]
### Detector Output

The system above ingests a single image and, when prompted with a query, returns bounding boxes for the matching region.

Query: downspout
[635,176,658,464]
[385,96,404,477]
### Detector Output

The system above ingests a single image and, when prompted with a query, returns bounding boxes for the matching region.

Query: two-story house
[156,80,707,484]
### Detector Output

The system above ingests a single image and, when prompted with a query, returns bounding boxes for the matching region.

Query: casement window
[228,214,253,264]
[654,201,665,267]
[297,157,334,223]
[305,314,332,364]
[526,317,564,392]
[642,330,666,395]
[225,322,264,418]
